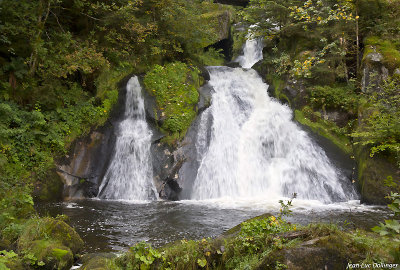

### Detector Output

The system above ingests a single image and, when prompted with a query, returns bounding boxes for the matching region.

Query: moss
[143,62,201,143]
[113,217,399,270]
[294,108,353,155]
[364,36,400,71]
[267,75,290,105]
[308,84,358,113]
[18,217,83,255]
[33,169,64,202]
[355,146,400,204]
[80,253,119,270]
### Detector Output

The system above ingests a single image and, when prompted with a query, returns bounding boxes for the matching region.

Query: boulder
[356,148,400,205]
[18,217,84,270]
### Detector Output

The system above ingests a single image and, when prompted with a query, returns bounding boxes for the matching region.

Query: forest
[0,0,399,269]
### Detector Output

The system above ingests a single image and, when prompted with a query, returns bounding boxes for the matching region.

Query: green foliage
[194,48,225,66]
[309,84,358,112]
[242,0,355,80]
[0,250,18,270]
[372,191,400,238]
[144,62,200,139]
[117,242,162,270]
[278,193,297,218]
[352,76,400,166]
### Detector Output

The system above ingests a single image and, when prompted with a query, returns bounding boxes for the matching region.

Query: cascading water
[191,38,357,203]
[98,76,157,201]
[235,38,264,68]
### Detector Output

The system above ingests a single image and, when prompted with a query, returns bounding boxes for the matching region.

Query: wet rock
[198,66,210,82]
[281,79,308,109]
[198,83,214,113]
[159,159,185,200]
[319,110,352,128]
[56,128,116,200]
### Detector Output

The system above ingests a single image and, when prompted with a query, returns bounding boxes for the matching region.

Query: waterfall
[98,76,157,201]
[190,39,356,203]
[235,37,264,68]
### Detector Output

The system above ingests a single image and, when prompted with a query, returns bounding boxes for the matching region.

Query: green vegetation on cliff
[144,62,200,141]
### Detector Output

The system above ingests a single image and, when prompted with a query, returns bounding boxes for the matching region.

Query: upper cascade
[190,38,357,203]
[235,37,264,68]
[98,76,157,201]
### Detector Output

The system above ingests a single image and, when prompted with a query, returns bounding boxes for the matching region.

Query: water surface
[36,199,390,253]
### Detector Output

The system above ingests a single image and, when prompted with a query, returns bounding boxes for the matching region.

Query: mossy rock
[294,108,353,155]
[356,148,400,205]
[25,240,74,270]
[18,217,83,254]
[80,253,118,270]
[17,217,83,269]
[255,224,398,270]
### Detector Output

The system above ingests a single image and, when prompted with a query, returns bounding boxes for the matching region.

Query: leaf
[197,258,207,268]
[385,219,400,233]
[371,225,389,236]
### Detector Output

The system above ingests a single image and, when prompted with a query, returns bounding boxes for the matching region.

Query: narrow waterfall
[98,76,157,201]
[235,38,264,69]
[191,39,357,203]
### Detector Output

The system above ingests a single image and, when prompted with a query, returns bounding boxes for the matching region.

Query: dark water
[36,199,391,253]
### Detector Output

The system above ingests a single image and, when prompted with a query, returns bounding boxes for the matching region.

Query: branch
[50,10,66,33]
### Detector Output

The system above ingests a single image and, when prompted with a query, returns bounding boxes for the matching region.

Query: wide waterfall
[191,38,357,203]
[98,76,157,201]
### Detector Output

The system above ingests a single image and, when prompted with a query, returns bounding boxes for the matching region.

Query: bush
[309,84,359,113]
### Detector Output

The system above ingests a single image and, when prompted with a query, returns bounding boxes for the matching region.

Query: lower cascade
[191,40,357,203]
[98,76,157,201]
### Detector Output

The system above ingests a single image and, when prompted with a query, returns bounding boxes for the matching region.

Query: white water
[191,40,357,204]
[236,37,264,68]
[98,77,157,201]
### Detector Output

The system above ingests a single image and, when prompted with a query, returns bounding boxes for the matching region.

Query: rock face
[361,46,389,93]
[356,148,400,205]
